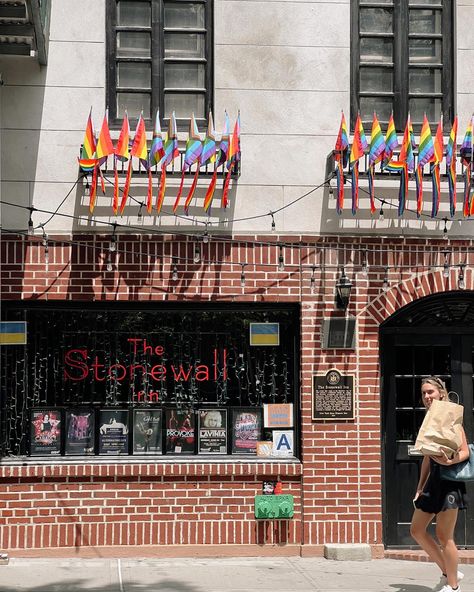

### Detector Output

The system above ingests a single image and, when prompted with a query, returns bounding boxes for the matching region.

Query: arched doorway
[381,291,474,548]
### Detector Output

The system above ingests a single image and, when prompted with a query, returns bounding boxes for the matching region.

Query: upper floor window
[351,0,454,132]
[106,0,214,129]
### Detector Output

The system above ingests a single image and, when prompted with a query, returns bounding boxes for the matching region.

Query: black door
[381,293,474,548]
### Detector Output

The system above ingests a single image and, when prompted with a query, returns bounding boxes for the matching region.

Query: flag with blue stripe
[0,322,27,345]
[250,323,280,346]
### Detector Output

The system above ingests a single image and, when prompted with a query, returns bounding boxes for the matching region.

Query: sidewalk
[1,556,473,592]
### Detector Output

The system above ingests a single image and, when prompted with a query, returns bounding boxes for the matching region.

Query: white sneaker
[439,571,464,588]
[440,586,461,592]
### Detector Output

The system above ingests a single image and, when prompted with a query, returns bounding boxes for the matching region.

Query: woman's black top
[415,458,468,514]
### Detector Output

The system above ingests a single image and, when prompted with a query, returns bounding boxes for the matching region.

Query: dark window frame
[350,0,455,133]
[106,0,214,131]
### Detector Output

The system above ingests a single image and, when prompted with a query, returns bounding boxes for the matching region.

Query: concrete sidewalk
[0,556,473,592]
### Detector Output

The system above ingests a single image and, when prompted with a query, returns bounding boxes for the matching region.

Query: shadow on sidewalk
[389,584,434,592]
[0,579,202,592]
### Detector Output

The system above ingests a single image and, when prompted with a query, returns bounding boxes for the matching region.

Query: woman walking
[410,376,469,592]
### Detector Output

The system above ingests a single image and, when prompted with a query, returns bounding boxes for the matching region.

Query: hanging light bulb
[194,244,201,264]
[361,251,369,277]
[109,224,117,253]
[270,212,276,233]
[41,226,49,264]
[137,202,144,222]
[106,258,113,272]
[278,245,285,272]
[310,267,316,294]
[458,265,466,290]
[240,264,246,288]
[382,268,389,292]
[328,183,334,197]
[202,222,210,244]
[27,208,34,236]
[443,217,448,240]
[379,201,385,222]
[172,261,179,282]
[442,251,450,279]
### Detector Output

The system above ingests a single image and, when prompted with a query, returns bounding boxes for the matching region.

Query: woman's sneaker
[440,586,461,592]
[439,571,464,586]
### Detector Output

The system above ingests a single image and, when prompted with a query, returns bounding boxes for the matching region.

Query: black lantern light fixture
[335,268,353,311]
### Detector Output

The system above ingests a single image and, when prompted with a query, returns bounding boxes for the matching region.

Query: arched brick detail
[362,269,474,326]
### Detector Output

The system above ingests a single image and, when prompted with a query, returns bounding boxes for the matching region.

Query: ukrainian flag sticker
[0,322,27,345]
[250,323,280,346]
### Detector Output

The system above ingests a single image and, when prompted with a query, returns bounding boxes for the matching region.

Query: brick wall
[1,233,473,555]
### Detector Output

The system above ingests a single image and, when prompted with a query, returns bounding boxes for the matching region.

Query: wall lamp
[335,268,353,311]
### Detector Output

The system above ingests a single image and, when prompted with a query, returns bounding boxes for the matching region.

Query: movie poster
[231,408,262,454]
[98,409,129,455]
[133,410,162,455]
[65,409,95,455]
[198,409,227,454]
[165,409,195,454]
[30,409,62,456]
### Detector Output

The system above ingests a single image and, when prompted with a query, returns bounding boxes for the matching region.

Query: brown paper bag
[414,399,463,458]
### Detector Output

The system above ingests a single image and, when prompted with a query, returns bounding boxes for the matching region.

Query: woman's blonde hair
[421,376,448,400]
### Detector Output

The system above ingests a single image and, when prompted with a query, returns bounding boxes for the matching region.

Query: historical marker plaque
[312,369,354,420]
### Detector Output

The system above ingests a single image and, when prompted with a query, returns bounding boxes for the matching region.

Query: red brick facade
[1,233,473,556]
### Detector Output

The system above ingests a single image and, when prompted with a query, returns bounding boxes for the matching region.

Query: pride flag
[334,111,349,214]
[222,113,240,209]
[349,114,367,215]
[148,111,165,213]
[368,113,385,213]
[415,115,434,217]
[446,117,458,217]
[430,118,444,217]
[175,114,203,214]
[78,109,97,173]
[113,112,130,214]
[382,113,398,169]
[202,112,218,213]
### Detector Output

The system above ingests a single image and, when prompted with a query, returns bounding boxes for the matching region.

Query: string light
[194,243,201,264]
[382,267,389,292]
[240,263,246,288]
[278,245,285,272]
[458,264,466,290]
[202,222,210,244]
[137,202,144,222]
[109,223,117,253]
[40,225,49,264]
[105,256,113,272]
[310,267,316,294]
[379,201,385,222]
[443,250,450,278]
[172,259,179,282]
[443,217,449,240]
[328,183,334,197]
[270,212,276,232]
[361,251,369,277]
[27,207,34,236]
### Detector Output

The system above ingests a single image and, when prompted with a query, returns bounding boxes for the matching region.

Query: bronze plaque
[312,369,354,420]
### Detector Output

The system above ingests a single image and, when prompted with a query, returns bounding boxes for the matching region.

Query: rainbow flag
[368,113,385,213]
[335,111,349,167]
[399,114,415,173]
[96,110,115,162]
[382,113,398,169]
[217,111,230,168]
[446,117,458,217]
[149,111,165,168]
[157,112,179,213]
[78,109,97,172]
[175,114,203,213]
[113,112,130,214]
[222,113,240,208]
[349,114,367,215]
[415,115,434,217]
[202,112,218,213]
[335,159,345,215]
[430,118,444,217]
[460,116,473,165]
[385,160,408,216]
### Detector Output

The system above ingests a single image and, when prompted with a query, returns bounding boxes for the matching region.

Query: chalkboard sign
[312,369,354,420]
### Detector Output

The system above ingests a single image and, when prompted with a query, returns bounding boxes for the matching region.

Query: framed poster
[30,408,62,456]
[133,409,162,455]
[198,409,227,454]
[98,409,129,455]
[165,408,195,454]
[65,409,95,455]
[312,369,355,420]
[231,407,262,454]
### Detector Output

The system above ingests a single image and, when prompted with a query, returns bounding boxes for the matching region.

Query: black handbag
[440,443,474,482]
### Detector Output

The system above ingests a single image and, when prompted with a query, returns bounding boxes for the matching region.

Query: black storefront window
[1,302,299,459]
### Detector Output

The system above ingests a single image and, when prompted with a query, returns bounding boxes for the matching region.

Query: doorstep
[384,549,474,564]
